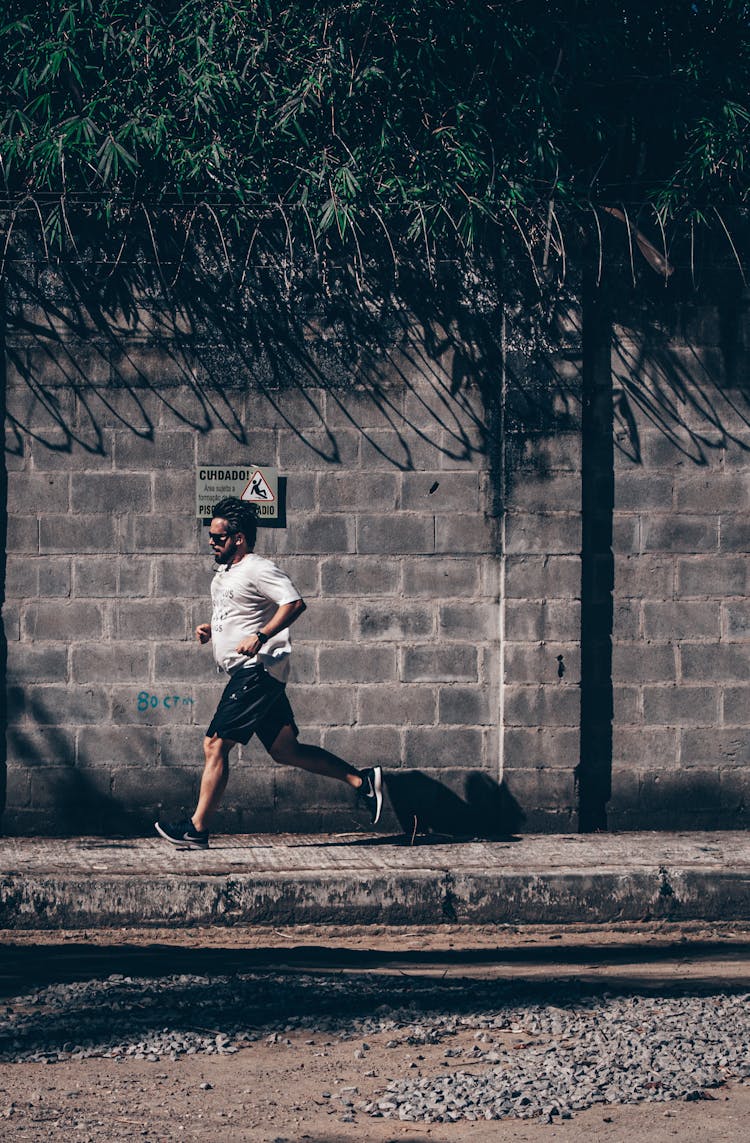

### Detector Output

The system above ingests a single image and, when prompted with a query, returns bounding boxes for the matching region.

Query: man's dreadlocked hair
[212,497,258,551]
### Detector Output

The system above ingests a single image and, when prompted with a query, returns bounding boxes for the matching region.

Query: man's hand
[236,635,262,656]
[196,623,212,644]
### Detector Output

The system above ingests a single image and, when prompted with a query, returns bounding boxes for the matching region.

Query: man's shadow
[367,770,524,845]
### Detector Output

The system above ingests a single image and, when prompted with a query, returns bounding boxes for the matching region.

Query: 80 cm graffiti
[137,692,194,711]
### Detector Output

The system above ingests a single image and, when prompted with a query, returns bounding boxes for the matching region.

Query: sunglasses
[208,532,234,545]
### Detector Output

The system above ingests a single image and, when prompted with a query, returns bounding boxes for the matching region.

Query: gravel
[1,973,748,1124]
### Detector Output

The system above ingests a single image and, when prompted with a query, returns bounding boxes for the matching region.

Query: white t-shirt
[210,554,301,681]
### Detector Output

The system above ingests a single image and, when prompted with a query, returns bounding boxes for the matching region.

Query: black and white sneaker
[155,818,209,850]
[358,766,383,826]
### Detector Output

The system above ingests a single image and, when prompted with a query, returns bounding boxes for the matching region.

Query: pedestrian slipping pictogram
[242,469,275,503]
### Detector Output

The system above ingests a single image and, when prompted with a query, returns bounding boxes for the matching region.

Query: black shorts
[206,665,298,748]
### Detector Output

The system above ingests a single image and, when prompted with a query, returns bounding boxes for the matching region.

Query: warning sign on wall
[196,465,279,521]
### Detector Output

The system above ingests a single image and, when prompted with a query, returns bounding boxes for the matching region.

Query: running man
[155,497,383,848]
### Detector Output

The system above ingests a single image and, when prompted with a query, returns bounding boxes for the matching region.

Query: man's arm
[196,623,212,644]
[235,598,306,657]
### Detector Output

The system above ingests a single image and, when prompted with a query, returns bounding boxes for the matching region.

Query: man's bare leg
[269,724,364,789]
[192,734,235,831]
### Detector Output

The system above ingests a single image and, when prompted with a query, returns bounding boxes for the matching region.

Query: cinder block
[680,641,749,682]
[612,641,676,683]
[401,645,478,683]
[613,685,642,723]
[507,473,581,513]
[3,766,31,809]
[158,726,202,767]
[118,560,153,598]
[403,557,479,598]
[681,729,750,768]
[7,515,40,553]
[503,727,580,769]
[503,684,580,727]
[642,685,719,726]
[724,601,750,639]
[9,683,110,726]
[71,557,118,597]
[7,556,72,599]
[321,556,400,596]
[154,556,213,598]
[358,685,437,726]
[677,556,748,597]
[8,472,69,513]
[359,428,443,471]
[278,428,359,469]
[77,725,158,767]
[438,602,497,641]
[504,600,580,642]
[6,726,76,766]
[722,686,750,724]
[719,516,750,553]
[608,765,641,812]
[502,768,576,812]
[6,644,69,682]
[719,767,750,812]
[642,601,721,640]
[71,644,151,684]
[273,515,355,555]
[438,686,494,725]
[642,514,719,553]
[615,555,674,599]
[434,514,494,554]
[325,386,404,430]
[402,727,483,768]
[30,432,114,471]
[40,515,116,554]
[2,601,20,640]
[119,515,200,555]
[113,767,196,808]
[358,514,434,555]
[197,429,276,468]
[614,473,673,511]
[319,645,397,683]
[637,429,724,470]
[114,601,188,640]
[638,768,723,813]
[114,430,196,470]
[505,512,582,555]
[287,684,355,727]
[22,601,104,641]
[612,726,679,767]
[504,555,581,600]
[270,556,320,597]
[287,646,317,684]
[71,473,152,514]
[322,726,402,766]
[154,642,214,681]
[292,599,352,641]
[37,555,73,598]
[676,475,750,513]
[401,472,480,512]
[504,642,581,685]
[358,604,434,641]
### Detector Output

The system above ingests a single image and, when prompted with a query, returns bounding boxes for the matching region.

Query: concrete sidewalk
[1,830,749,929]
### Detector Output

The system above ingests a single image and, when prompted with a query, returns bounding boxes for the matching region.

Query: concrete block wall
[499,306,583,832]
[609,306,750,828]
[3,310,503,835]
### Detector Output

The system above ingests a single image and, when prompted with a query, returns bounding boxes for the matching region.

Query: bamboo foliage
[0,1,748,273]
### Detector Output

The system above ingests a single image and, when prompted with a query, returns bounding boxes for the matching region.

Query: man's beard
[213,542,237,566]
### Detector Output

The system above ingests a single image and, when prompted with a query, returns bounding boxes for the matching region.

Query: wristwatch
[255,630,269,646]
